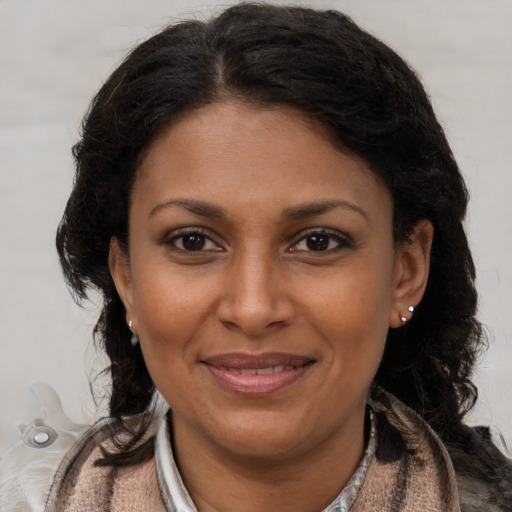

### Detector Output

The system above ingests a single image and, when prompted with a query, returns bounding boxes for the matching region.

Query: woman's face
[111,102,426,462]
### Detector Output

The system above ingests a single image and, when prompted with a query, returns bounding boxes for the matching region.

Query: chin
[204,410,320,460]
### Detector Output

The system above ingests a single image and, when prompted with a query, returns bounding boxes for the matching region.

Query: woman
[1,3,510,511]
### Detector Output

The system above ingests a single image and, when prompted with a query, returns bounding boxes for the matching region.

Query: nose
[216,250,295,337]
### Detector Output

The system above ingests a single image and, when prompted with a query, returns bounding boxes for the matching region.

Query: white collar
[155,411,376,512]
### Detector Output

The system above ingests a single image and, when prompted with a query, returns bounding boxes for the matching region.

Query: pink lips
[202,352,315,395]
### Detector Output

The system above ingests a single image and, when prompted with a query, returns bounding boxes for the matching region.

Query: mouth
[201,353,316,395]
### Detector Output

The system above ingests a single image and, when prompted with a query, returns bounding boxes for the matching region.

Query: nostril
[217,304,294,337]
[216,269,295,336]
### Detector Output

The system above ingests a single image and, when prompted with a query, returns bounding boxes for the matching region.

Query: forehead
[134,101,392,224]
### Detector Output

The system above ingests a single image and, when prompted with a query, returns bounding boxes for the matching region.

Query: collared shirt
[154,411,377,512]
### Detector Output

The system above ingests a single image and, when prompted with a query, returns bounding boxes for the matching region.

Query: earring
[400,306,415,325]
[128,320,139,347]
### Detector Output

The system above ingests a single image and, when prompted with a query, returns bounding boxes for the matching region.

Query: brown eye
[166,229,221,252]
[181,234,206,251]
[290,229,353,253]
[306,234,330,251]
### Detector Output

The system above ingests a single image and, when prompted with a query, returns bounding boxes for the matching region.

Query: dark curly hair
[57,3,483,466]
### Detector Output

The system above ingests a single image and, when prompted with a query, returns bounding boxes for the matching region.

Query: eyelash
[163,227,353,254]
[289,228,354,253]
[163,227,222,252]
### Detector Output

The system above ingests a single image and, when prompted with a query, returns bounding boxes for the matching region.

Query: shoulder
[445,424,512,512]
[44,416,165,512]
[369,388,512,512]
[366,388,461,512]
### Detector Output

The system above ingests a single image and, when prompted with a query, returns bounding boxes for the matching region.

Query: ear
[109,237,136,329]
[389,220,434,328]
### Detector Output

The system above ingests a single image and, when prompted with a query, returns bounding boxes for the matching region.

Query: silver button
[33,431,50,444]
[23,425,58,448]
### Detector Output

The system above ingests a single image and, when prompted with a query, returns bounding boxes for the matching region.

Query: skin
[110,101,433,512]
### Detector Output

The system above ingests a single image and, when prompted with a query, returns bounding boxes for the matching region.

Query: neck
[170,412,367,512]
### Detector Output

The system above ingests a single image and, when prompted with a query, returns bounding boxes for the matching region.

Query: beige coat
[3,384,509,511]
[44,392,463,512]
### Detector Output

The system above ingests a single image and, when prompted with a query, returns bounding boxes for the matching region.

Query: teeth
[220,365,295,374]
[256,367,273,375]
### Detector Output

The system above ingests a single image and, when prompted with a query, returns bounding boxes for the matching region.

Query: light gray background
[1,0,511,455]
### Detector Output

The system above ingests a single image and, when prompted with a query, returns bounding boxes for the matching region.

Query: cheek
[131,272,217,382]
[133,263,214,331]
[297,261,393,366]
[300,263,393,329]
[133,277,206,407]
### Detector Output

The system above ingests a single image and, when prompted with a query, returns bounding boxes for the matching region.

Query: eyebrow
[149,198,367,222]
[149,199,228,219]
[282,200,367,221]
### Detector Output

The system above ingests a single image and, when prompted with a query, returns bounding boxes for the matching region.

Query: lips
[201,352,315,395]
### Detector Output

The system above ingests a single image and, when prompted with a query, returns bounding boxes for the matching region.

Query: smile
[218,365,295,375]
[202,353,315,395]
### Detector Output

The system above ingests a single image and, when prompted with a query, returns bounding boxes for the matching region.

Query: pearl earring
[128,320,139,347]
[400,306,414,325]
